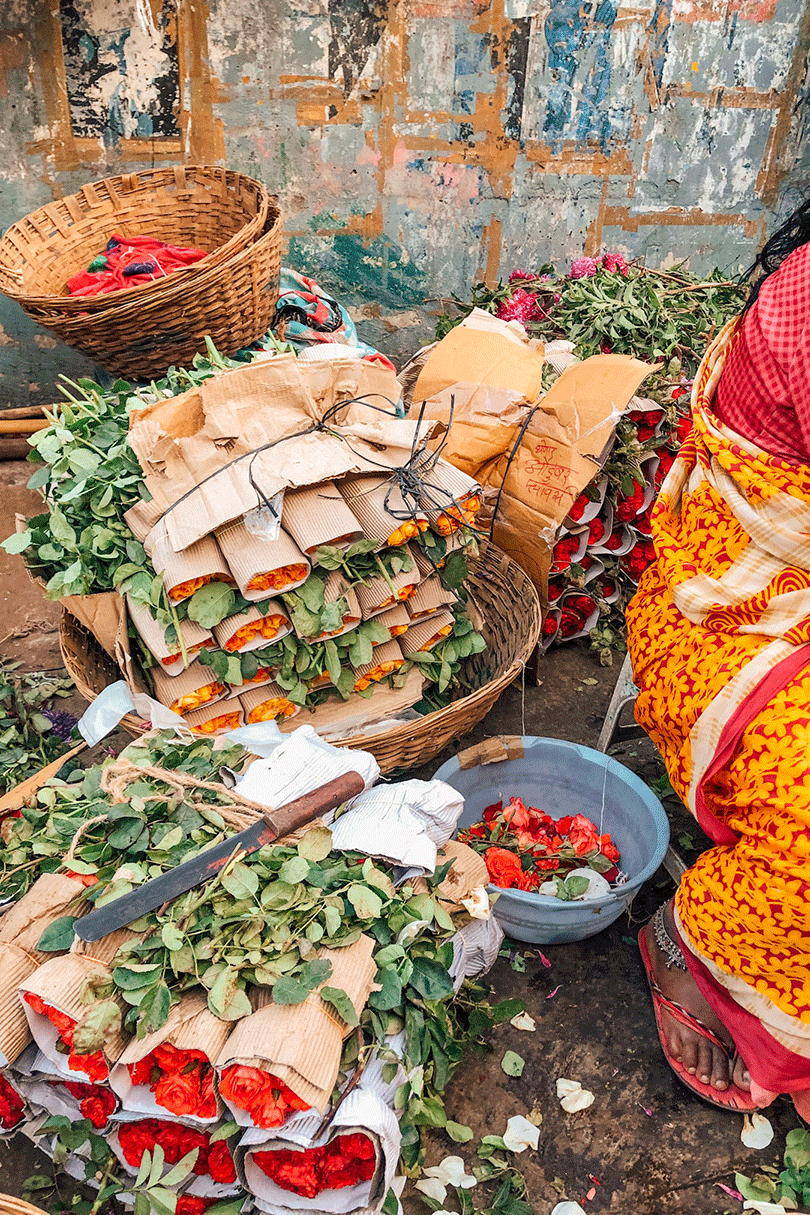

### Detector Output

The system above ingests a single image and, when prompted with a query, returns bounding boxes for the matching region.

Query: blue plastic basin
[433,736,669,944]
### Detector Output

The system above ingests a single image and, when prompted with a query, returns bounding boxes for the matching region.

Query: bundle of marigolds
[0,725,517,1215]
[438,252,746,660]
[4,340,487,737]
[459,795,621,901]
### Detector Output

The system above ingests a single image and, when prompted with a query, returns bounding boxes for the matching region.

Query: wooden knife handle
[263,770,366,839]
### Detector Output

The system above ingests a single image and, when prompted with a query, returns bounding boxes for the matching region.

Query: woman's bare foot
[644,903,750,1093]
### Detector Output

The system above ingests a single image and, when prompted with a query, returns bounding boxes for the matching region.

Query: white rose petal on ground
[551,1202,588,1215]
[502,1114,540,1153]
[742,1203,788,1214]
[556,1077,595,1112]
[414,1178,447,1204]
[510,1011,537,1031]
[741,1113,774,1150]
[421,1155,478,1192]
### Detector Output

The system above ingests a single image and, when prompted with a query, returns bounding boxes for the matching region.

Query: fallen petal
[510,1011,537,1031]
[547,985,562,999]
[556,1077,595,1112]
[742,1203,787,1214]
[717,1183,744,1202]
[551,1203,588,1215]
[538,950,552,968]
[741,1112,774,1150]
[414,1178,447,1203]
[502,1114,540,1153]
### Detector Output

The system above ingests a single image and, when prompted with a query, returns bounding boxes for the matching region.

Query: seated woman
[627,200,810,1117]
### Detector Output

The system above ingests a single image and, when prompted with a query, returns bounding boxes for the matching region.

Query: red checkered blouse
[714,241,810,464]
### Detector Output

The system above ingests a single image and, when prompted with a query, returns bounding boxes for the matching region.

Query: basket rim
[0,165,274,310]
[59,540,541,761]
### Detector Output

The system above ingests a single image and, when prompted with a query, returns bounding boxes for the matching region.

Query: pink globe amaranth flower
[601,251,629,275]
[569,256,599,279]
[496,287,544,325]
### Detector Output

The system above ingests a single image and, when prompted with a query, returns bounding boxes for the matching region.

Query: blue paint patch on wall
[543,0,618,154]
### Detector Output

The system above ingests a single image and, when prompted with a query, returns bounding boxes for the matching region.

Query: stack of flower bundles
[13,351,485,738]
[0,725,506,1215]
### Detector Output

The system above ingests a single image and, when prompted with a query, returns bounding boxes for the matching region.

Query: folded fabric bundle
[66,233,207,297]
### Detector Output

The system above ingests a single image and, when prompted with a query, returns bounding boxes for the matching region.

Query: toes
[711,1046,730,1090]
[696,1036,714,1084]
[681,1034,699,1076]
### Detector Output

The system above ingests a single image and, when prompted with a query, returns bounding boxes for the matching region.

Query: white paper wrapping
[449,916,504,992]
[239,1087,400,1215]
[235,726,379,807]
[329,779,464,870]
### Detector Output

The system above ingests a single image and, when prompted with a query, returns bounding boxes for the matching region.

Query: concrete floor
[0,458,801,1214]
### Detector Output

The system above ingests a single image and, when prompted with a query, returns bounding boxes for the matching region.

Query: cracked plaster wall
[0,0,809,405]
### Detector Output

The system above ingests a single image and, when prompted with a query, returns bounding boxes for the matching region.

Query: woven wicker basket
[60,541,540,775]
[0,1199,47,1215]
[0,166,269,307]
[0,167,282,381]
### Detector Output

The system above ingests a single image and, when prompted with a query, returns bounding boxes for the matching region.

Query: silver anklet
[652,904,688,970]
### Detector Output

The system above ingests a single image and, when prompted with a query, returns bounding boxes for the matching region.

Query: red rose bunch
[547,580,563,602]
[252,1132,376,1198]
[620,537,656,582]
[62,1081,116,1128]
[542,614,559,638]
[127,1043,216,1119]
[117,1119,236,1183]
[626,408,664,443]
[671,385,689,400]
[23,993,108,1083]
[634,506,653,536]
[551,534,583,573]
[603,527,627,552]
[218,1064,309,1129]
[176,1199,216,1215]
[587,517,606,544]
[655,448,675,489]
[496,288,545,326]
[556,594,595,639]
[566,491,596,522]
[675,412,693,443]
[0,1075,24,1130]
[597,578,616,599]
[614,479,646,522]
[459,797,620,889]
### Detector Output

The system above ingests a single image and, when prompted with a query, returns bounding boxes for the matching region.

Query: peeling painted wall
[1,0,809,405]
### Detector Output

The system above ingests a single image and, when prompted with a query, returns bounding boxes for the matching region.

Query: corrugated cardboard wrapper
[405,574,456,620]
[214,520,310,600]
[412,309,546,478]
[281,669,425,741]
[110,992,230,1123]
[351,639,404,691]
[152,659,228,716]
[19,931,137,1080]
[483,353,656,592]
[355,562,420,619]
[185,695,245,734]
[409,840,489,911]
[338,474,428,550]
[374,603,410,637]
[123,496,163,543]
[217,935,377,1120]
[127,596,213,675]
[213,601,292,654]
[149,525,233,602]
[281,482,363,555]
[399,610,454,657]
[238,1086,400,1215]
[240,682,301,725]
[215,520,310,601]
[0,874,90,1068]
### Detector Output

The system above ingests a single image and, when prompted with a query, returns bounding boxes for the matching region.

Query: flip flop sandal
[638,924,758,1112]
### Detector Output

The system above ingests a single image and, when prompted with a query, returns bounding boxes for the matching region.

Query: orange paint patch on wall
[672,0,778,22]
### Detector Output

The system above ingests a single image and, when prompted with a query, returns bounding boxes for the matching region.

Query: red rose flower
[253,1148,321,1198]
[568,813,599,856]
[484,847,525,890]
[603,528,625,552]
[176,1199,210,1215]
[547,579,563,602]
[615,480,646,522]
[542,615,559,637]
[118,1121,159,1169]
[675,412,693,442]
[587,517,605,543]
[219,1064,266,1112]
[207,1140,237,1184]
[559,608,583,637]
[671,385,688,400]
[153,1070,202,1117]
[551,534,582,572]
[0,1076,24,1130]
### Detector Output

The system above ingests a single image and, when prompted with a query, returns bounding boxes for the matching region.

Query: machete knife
[74,769,365,942]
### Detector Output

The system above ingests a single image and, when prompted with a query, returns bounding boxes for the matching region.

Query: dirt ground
[0,458,800,1215]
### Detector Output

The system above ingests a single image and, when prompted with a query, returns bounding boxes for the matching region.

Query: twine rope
[99,757,264,830]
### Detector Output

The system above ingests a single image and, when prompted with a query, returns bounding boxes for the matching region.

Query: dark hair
[744,198,810,309]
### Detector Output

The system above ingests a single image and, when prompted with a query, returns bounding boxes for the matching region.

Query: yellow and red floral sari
[627,319,810,1099]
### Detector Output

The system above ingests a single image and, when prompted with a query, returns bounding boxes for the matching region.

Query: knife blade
[74,769,365,942]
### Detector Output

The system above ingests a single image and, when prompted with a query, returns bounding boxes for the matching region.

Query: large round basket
[0,167,283,381]
[60,541,540,775]
[0,1199,47,1215]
